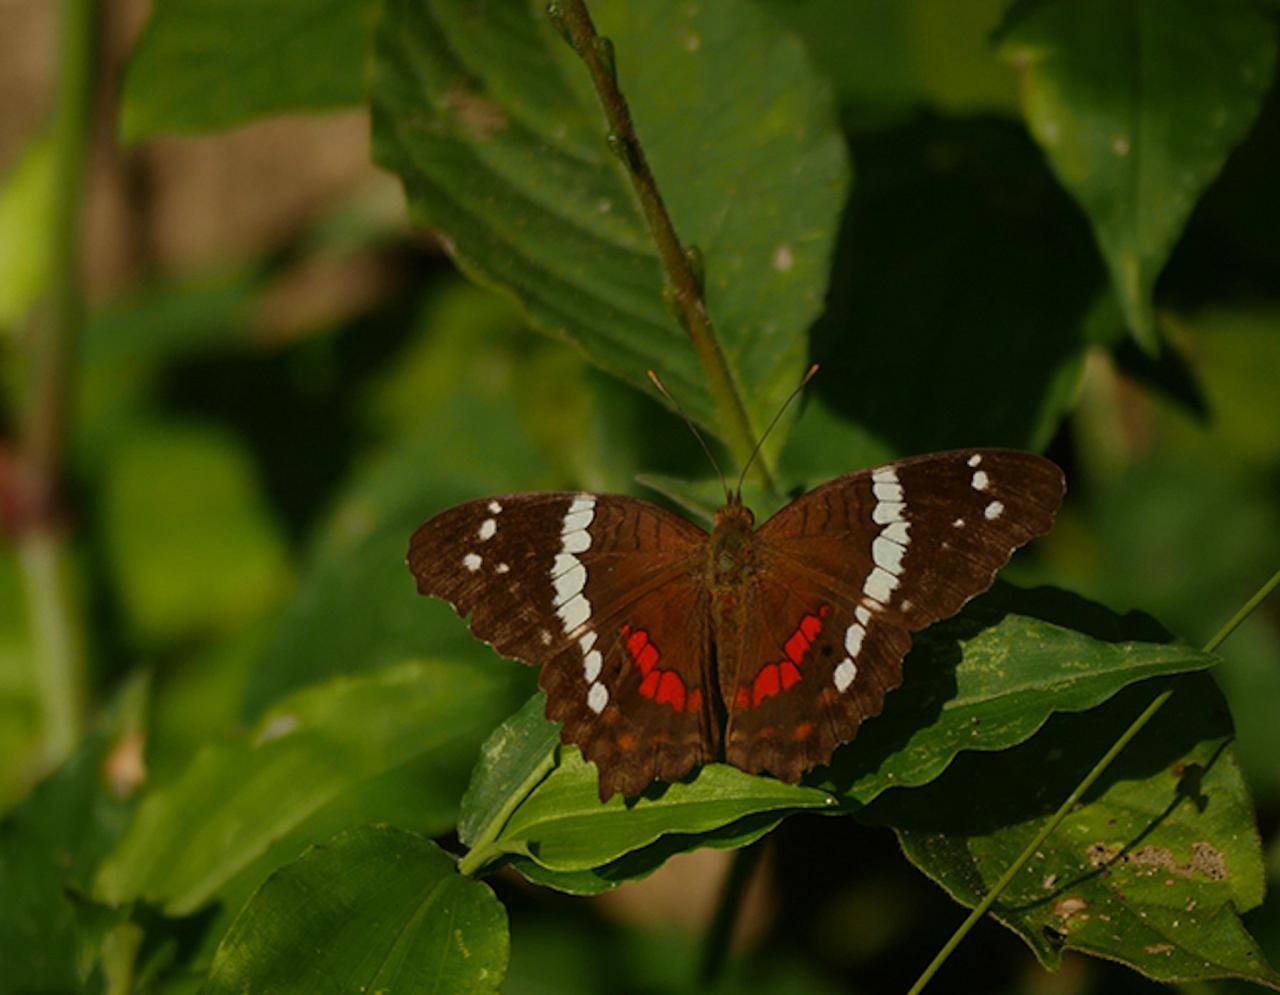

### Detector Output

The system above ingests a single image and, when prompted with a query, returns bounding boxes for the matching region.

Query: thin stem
[550,0,775,496]
[698,841,764,987]
[906,565,1280,995]
[457,743,559,877]
[16,0,97,766]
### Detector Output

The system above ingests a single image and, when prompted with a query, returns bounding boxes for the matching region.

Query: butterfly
[408,449,1064,801]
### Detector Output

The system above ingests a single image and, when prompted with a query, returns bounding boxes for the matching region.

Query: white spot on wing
[882,521,910,546]
[562,509,593,533]
[557,593,590,632]
[463,553,482,572]
[834,658,857,692]
[540,629,552,646]
[952,518,965,528]
[478,518,497,541]
[972,470,989,491]
[495,562,510,574]
[488,500,503,514]
[845,623,865,658]
[587,681,609,713]
[873,481,903,502]
[985,500,1005,520]
[872,501,905,524]
[855,605,871,626]
[552,561,587,605]
[863,566,899,604]
[583,650,602,682]
[579,631,597,654]
[968,454,982,467]
[561,530,590,554]
[873,535,905,575]
[872,467,899,485]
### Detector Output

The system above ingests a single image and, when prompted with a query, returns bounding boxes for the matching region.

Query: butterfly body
[409,449,1064,800]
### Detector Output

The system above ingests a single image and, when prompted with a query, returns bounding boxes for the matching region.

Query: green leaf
[204,827,507,995]
[822,584,1218,805]
[0,732,134,995]
[479,749,834,874]
[95,659,525,916]
[0,545,39,810]
[370,0,849,442]
[874,674,1279,988]
[100,419,292,643]
[120,0,376,140]
[998,0,1277,352]
[0,133,54,329]
[457,694,559,850]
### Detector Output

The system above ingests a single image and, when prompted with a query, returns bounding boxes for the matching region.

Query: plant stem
[550,0,774,495]
[698,841,764,987]
[457,743,559,877]
[17,0,97,767]
[906,565,1280,995]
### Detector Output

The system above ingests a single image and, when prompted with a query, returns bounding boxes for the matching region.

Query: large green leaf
[204,828,507,995]
[822,584,1217,805]
[998,0,1277,351]
[872,675,1278,988]
[370,0,849,445]
[95,659,525,916]
[120,0,375,140]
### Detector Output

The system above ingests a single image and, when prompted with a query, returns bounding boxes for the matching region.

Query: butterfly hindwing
[408,491,716,799]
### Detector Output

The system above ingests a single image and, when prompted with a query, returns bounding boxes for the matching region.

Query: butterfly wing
[721,449,1065,780]
[408,492,717,800]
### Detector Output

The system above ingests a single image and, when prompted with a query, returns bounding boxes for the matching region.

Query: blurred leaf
[120,0,375,140]
[0,134,54,329]
[100,419,292,644]
[998,0,1277,351]
[802,117,1098,472]
[458,694,559,850]
[95,659,525,916]
[875,675,1278,987]
[370,0,849,445]
[762,0,1020,126]
[482,753,834,873]
[822,584,1217,805]
[204,827,507,995]
[0,731,134,995]
[0,545,39,810]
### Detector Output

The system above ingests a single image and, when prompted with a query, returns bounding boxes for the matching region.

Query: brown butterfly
[408,448,1064,800]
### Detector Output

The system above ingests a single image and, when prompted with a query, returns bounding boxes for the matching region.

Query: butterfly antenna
[735,363,820,496]
[646,370,730,502]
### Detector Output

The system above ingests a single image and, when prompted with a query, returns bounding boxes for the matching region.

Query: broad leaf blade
[873,675,1279,988]
[121,0,375,140]
[823,584,1219,804]
[203,828,507,995]
[370,0,848,440]
[998,0,1277,351]
[95,660,525,915]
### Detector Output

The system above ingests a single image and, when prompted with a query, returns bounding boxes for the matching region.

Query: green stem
[17,0,97,767]
[550,0,775,495]
[457,743,559,877]
[905,566,1280,995]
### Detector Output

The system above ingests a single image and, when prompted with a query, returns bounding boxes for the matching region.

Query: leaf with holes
[370,0,848,444]
[997,0,1276,352]
[868,674,1278,988]
[204,827,507,995]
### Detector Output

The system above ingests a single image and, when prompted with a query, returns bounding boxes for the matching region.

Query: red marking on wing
[753,663,781,706]
[625,623,697,712]
[656,671,686,710]
[687,688,704,713]
[744,605,830,710]
[780,660,801,689]
[735,686,750,711]
[639,670,660,699]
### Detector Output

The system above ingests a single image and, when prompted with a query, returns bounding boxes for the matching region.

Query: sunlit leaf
[205,828,507,995]
[998,0,1277,351]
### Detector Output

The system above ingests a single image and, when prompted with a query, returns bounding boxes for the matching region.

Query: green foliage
[3,0,1278,992]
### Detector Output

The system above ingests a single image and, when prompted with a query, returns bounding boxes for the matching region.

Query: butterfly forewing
[407,492,716,799]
